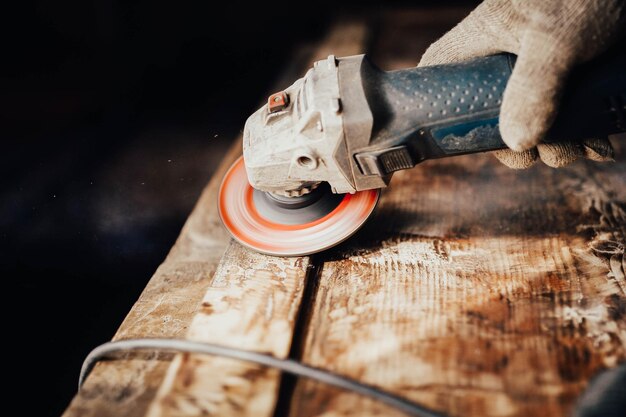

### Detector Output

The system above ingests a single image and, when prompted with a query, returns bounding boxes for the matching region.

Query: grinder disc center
[253,183,344,225]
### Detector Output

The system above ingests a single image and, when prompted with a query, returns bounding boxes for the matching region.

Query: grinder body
[341,47,626,191]
[223,45,625,256]
[243,44,625,195]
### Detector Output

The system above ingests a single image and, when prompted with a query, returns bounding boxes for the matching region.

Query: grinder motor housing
[243,45,626,195]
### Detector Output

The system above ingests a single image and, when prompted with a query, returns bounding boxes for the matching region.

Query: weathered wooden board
[62,136,243,417]
[147,244,311,417]
[287,9,626,417]
[63,18,369,417]
[288,149,626,417]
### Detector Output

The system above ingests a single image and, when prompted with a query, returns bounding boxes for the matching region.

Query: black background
[1,1,474,415]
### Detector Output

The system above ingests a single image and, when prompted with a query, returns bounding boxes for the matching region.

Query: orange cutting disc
[218,156,380,256]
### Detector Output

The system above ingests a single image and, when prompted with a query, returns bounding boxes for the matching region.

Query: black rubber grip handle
[358,41,625,173]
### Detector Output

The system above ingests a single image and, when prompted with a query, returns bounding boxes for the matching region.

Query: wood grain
[286,9,626,417]
[287,143,626,417]
[63,133,243,417]
[147,243,311,416]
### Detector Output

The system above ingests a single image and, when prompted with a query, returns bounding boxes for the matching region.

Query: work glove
[418,0,624,168]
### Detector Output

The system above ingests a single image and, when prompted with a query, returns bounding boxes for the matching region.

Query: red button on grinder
[267,91,289,113]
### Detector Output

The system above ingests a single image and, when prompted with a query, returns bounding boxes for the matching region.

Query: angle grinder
[219,45,626,256]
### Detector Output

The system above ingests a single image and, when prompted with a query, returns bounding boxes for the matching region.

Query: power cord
[80,338,446,417]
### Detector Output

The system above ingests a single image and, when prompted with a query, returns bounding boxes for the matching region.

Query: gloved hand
[418,0,624,168]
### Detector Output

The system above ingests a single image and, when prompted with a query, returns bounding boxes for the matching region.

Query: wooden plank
[143,20,369,417]
[287,9,626,417]
[146,244,310,416]
[291,154,626,416]
[63,17,369,417]
[63,131,242,417]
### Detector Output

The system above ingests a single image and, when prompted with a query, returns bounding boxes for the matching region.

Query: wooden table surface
[64,8,626,417]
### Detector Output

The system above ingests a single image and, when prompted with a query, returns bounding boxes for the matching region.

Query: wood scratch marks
[289,143,626,416]
[147,243,310,417]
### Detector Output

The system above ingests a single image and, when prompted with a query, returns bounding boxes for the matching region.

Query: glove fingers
[582,138,614,162]
[418,0,515,67]
[536,142,583,168]
[493,148,538,169]
[536,138,615,167]
[496,139,614,169]
[499,32,571,152]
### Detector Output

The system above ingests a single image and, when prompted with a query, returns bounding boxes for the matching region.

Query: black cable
[80,338,446,417]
